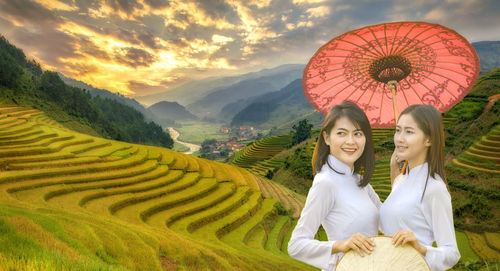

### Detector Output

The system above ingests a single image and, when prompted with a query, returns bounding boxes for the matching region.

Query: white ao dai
[288,155,381,271]
[380,163,460,271]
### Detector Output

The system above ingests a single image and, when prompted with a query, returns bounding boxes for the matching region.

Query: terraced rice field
[371,127,394,144]
[453,125,500,173]
[253,175,306,218]
[370,160,392,202]
[465,231,500,262]
[231,134,291,169]
[0,105,314,270]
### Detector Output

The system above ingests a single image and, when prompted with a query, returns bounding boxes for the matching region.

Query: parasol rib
[397,79,412,108]
[411,63,475,83]
[396,33,469,58]
[351,32,386,57]
[334,39,383,59]
[389,22,405,56]
[310,73,346,91]
[343,77,373,102]
[392,25,441,56]
[411,71,461,101]
[368,27,389,57]
[353,80,378,106]
[390,23,420,56]
[319,73,365,100]
[404,36,473,54]
[404,76,440,107]
[406,75,447,107]
[365,82,382,109]
[384,24,389,56]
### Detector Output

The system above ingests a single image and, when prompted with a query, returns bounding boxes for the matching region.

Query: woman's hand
[390,149,401,184]
[392,230,427,255]
[332,233,375,257]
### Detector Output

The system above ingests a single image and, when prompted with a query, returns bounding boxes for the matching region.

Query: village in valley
[200,125,263,160]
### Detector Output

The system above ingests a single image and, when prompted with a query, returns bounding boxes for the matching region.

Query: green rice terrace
[1,69,500,270]
[227,70,500,270]
[0,105,316,270]
[453,124,500,173]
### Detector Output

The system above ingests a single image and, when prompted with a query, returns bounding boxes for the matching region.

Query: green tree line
[0,35,173,148]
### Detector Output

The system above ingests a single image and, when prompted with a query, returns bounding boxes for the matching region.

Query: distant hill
[187,80,276,120]
[135,64,304,107]
[472,41,500,75]
[59,74,161,124]
[149,101,198,123]
[0,35,173,148]
[230,79,324,130]
[185,66,304,120]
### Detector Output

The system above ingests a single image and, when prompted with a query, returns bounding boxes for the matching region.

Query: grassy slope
[0,104,314,271]
[237,69,500,269]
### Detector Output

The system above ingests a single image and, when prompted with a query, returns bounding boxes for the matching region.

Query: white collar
[405,162,428,182]
[326,154,354,175]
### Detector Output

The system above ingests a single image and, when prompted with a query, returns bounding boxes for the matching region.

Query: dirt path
[168,127,201,155]
[483,94,500,113]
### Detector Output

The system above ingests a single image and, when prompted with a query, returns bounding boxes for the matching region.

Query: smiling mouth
[396,146,407,151]
[342,148,357,154]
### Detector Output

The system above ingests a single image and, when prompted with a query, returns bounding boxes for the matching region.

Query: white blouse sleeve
[421,180,460,271]
[366,184,382,210]
[366,183,382,232]
[287,176,336,270]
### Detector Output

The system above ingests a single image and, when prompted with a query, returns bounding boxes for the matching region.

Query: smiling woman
[381,104,460,271]
[287,101,381,271]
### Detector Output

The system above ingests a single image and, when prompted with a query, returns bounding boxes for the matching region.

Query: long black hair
[399,104,447,200]
[312,101,374,187]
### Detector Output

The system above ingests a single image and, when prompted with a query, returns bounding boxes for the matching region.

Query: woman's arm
[288,176,375,270]
[287,177,337,270]
[421,181,461,271]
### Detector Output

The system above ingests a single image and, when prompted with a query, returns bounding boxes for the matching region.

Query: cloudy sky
[0,0,499,97]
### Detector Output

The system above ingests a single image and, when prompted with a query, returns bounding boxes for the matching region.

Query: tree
[0,50,24,88]
[289,119,313,147]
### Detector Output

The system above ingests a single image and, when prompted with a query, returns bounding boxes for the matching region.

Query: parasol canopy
[303,21,480,127]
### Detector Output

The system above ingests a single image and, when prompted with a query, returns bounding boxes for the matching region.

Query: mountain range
[135,64,304,107]
[54,41,500,133]
[148,101,198,125]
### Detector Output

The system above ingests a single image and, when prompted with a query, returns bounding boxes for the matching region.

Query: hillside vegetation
[231,70,500,269]
[0,35,173,149]
[0,104,316,270]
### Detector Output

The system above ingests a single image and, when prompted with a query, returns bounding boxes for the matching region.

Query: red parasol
[303,21,480,127]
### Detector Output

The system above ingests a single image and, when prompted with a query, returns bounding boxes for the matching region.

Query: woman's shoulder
[424,174,450,199]
[312,171,338,190]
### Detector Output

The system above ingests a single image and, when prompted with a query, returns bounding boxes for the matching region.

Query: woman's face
[323,116,366,169]
[394,113,431,169]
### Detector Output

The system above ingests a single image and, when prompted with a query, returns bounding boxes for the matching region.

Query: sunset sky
[1,0,499,97]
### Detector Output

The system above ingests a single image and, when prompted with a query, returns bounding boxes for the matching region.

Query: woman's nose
[346,134,355,143]
[394,133,403,143]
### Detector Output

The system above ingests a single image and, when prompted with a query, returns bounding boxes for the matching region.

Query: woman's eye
[355,132,363,137]
[337,132,345,136]
[406,130,414,134]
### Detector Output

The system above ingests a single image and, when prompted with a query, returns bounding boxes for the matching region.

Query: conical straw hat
[335,236,430,271]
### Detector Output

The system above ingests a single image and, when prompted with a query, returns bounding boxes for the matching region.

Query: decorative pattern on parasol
[303,21,480,127]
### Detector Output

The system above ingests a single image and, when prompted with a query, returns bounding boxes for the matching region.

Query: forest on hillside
[0,35,173,148]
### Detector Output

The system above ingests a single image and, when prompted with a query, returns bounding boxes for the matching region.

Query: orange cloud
[33,0,78,11]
